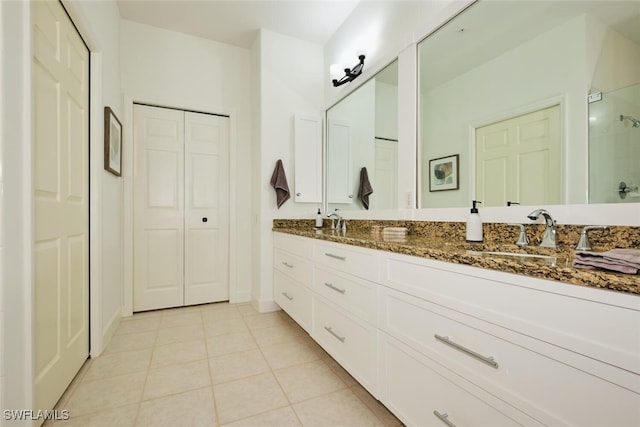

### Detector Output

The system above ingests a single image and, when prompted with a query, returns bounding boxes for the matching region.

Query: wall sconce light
[332,55,366,87]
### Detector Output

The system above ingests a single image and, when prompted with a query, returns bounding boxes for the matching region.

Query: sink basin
[466,250,558,267]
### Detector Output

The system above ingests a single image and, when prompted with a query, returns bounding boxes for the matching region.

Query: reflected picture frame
[104,106,122,177]
[429,154,459,192]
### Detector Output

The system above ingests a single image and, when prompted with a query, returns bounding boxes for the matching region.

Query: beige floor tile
[251,323,306,347]
[206,331,257,357]
[143,359,211,400]
[83,349,152,381]
[105,331,157,353]
[293,388,384,427]
[66,372,146,417]
[49,404,139,427]
[243,311,291,331]
[236,303,259,317]
[260,340,319,370]
[150,339,207,369]
[136,387,216,427]
[274,360,347,403]
[209,349,270,384]
[204,317,248,337]
[202,307,242,323]
[155,323,204,346]
[121,310,162,321]
[351,384,402,427]
[159,311,202,329]
[221,406,301,427]
[213,372,289,424]
[115,317,161,336]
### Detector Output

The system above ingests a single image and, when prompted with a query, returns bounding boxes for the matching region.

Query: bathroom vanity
[272,225,639,427]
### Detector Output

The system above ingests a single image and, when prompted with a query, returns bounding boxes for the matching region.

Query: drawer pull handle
[281,262,294,268]
[324,282,346,294]
[324,253,346,261]
[434,334,498,369]
[281,292,294,301]
[324,326,346,343]
[433,410,457,427]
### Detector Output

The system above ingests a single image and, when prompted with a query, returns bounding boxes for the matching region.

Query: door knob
[202,217,208,223]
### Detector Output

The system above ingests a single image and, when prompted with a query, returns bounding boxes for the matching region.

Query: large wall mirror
[418,0,640,208]
[326,60,398,212]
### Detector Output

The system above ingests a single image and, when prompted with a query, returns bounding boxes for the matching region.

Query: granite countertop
[273,225,640,296]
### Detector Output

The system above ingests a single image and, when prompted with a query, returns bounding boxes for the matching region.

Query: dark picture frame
[429,154,459,192]
[104,106,122,177]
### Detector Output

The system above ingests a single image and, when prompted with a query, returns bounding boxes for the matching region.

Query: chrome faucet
[575,225,608,251]
[527,209,557,248]
[327,210,343,230]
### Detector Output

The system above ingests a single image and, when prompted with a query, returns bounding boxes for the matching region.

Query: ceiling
[116,0,361,48]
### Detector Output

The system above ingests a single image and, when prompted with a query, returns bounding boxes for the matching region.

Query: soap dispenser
[315,208,323,228]
[466,200,483,242]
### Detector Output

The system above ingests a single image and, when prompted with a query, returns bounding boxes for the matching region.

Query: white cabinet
[272,232,640,427]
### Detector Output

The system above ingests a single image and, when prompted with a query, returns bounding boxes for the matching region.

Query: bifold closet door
[133,105,230,311]
[133,105,185,311]
[184,111,229,305]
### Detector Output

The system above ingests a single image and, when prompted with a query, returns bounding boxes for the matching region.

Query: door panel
[133,106,185,311]
[32,0,89,415]
[184,112,229,305]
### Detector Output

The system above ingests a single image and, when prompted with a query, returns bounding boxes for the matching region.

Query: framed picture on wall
[104,106,122,177]
[429,154,459,192]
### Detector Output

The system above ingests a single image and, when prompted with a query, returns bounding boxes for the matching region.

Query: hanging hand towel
[358,167,374,210]
[270,159,291,209]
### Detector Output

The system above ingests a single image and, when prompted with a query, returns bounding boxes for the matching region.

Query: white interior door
[184,112,229,305]
[476,105,561,206]
[133,106,230,311]
[32,0,89,414]
[133,105,185,311]
[373,137,398,210]
[327,119,353,204]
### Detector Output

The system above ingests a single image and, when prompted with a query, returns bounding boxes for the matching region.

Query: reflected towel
[358,167,373,210]
[270,159,290,209]
[573,249,640,274]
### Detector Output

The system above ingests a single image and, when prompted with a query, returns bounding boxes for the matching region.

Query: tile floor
[47,302,402,426]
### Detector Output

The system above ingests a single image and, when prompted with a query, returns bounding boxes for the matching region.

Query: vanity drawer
[381,287,640,427]
[314,266,377,325]
[380,333,533,427]
[382,253,640,376]
[313,241,379,281]
[274,249,312,286]
[312,296,377,393]
[274,270,311,332]
[273,232,314,259]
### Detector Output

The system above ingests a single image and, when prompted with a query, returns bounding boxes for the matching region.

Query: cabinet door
[294,113,322,203]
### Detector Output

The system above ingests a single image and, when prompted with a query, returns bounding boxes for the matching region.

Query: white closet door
[32,0,89,414]
[133,105,185,311]
[184,112,229,305]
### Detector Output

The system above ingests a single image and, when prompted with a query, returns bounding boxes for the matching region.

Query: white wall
[119,20,254,306]
[252,29,324,310]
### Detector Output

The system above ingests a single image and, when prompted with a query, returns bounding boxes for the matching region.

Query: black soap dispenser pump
[466,200,483,242]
